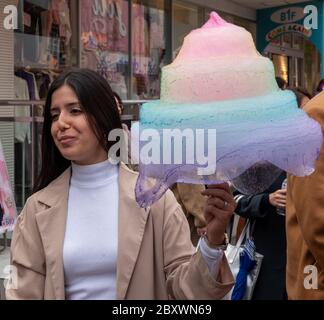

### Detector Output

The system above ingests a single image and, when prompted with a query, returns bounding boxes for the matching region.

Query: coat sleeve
[234,193,271,219]
[162,191,234,299]
[5,198,46,300]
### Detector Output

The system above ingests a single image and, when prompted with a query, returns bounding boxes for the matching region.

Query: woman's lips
[59,136,76,145]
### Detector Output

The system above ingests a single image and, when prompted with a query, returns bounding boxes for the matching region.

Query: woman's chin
[60,151,80,162]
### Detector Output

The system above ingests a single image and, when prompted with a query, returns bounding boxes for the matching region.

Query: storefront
[9,0,171,102]
[11,0,257,101]
[0,0,257,211]
[257,0,323,95]
[0,1,256,292]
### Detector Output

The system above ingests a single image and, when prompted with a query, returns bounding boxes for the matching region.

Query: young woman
[6,69,235,300]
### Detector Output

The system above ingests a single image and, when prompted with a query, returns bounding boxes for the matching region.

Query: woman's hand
[269,189,286,209]
[201,183,235,245]
[197,227,207,237]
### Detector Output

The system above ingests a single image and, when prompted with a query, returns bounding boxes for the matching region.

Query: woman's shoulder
[26,167,71,209]
[149,188,185,226]
[120,163,183,219]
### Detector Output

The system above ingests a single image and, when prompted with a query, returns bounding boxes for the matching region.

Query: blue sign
[257,0,323,55]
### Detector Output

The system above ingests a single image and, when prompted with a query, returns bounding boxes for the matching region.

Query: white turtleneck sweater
[63,160,223,300]
[63,160,119,300]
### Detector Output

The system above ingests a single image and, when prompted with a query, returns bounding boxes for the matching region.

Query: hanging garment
[23,1,48,63]
[0,141,17,234]
[35,72,51,99]
[14,76,31,144]
[25,0,49,10]
[15,69,36,100]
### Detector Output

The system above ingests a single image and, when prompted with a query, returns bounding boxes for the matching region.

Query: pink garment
[0,143,17,233]
[81,0,129,53]
[132,4,148,56]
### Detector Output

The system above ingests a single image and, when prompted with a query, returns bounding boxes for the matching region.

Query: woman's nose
[57,112,71,130]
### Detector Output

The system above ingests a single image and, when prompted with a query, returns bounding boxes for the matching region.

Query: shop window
[15,0,75,73]
[233,16,256,44]
[270,36,281,47]
[282,32,292,48]
[292,34,303,50]
[132,0,170,100]
[272,54,289,84]
[81,0,129,100]
[173,1,203,60]
[304,40,321,95]
[13,1,77,208]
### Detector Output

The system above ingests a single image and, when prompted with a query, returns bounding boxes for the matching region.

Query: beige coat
[6,163,234,300]
[286,92,324,299]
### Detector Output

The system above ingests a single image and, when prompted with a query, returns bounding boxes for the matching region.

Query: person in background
[113,90,130,146]
[6,69,235,300]
[113,91,124,116]
[316,79,324,95]
[276,77,287,90]
[113,91,138,171]
[288,87,311,109]
[233,171,287,300]
[286,91,324,299]
[232,83,313,300]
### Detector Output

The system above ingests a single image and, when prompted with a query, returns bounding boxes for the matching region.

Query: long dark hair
[33,69,123,193]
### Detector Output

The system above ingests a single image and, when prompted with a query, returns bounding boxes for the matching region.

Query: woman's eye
[51,114,59,121]
[71,108,82,115]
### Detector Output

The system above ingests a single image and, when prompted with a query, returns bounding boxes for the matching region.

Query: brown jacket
[6,163,234,300]
[172,184,206,228]
[286,92,324,299]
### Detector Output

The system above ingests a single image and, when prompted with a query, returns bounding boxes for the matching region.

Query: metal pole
[31,103,35,189]
[128,0,133,100]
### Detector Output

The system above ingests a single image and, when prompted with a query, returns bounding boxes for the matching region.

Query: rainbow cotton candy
[134,12,322,208]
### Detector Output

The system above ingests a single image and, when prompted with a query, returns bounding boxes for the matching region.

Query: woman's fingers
[204,183,231,192]
[202,187,234,205]
[206,196,235,211]
[204,204,230,223]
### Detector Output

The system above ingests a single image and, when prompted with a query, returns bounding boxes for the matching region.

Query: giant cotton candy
[134,12,322,208]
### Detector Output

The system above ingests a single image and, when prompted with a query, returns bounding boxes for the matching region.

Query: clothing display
[45,0,72,67]
[14,68,54,208]
[22,0,47,63]
[15,68,54,102]
[14,76,31,144]
[80,0,129,99]
[0,142,17,234]
[14,1,69,208]
[16,0,72,69]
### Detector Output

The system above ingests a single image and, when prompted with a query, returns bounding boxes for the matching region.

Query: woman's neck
[71,159,118,188]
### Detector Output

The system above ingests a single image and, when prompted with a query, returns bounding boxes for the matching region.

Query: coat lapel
[35,168,71,300]
[32,164,148,300]
[116,164,149,299]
